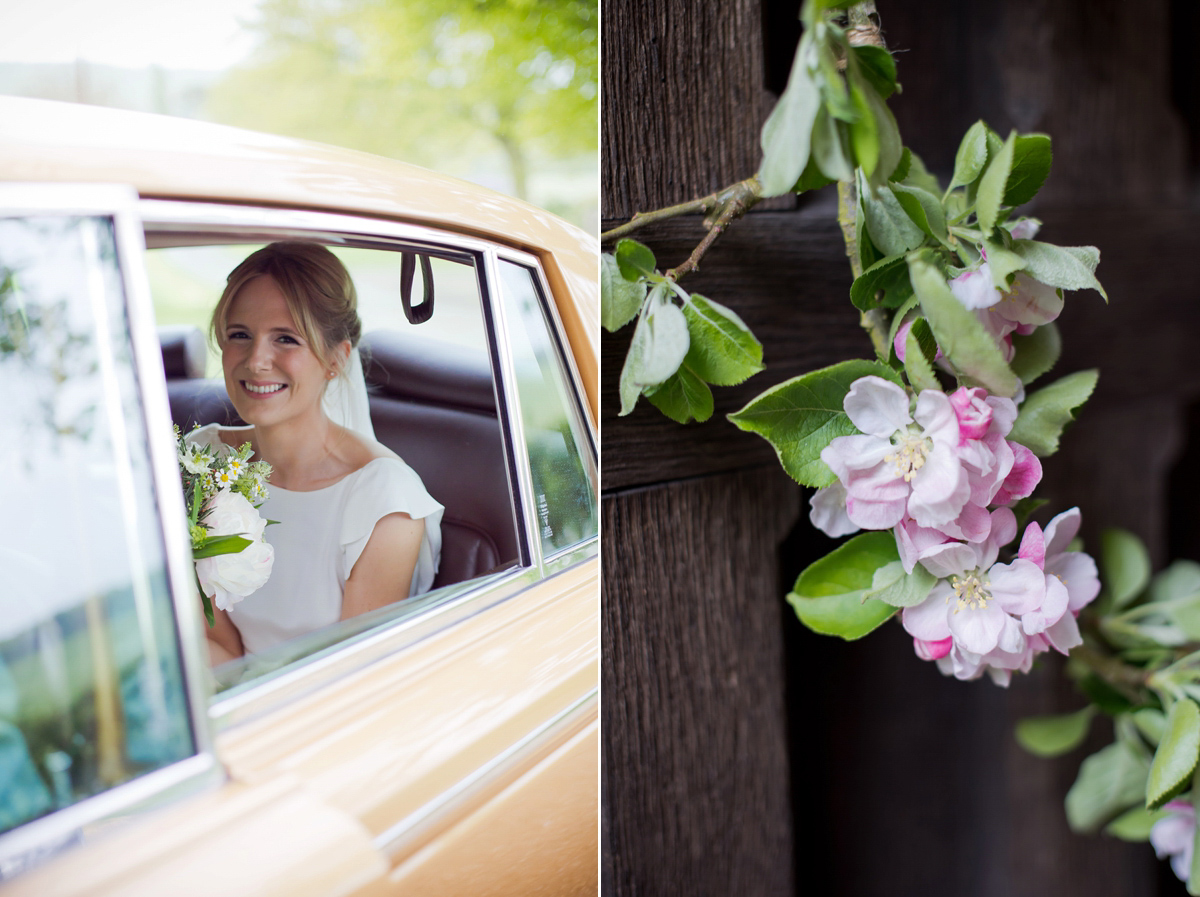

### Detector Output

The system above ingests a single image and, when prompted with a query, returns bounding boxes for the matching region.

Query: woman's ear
[329,339,353,378]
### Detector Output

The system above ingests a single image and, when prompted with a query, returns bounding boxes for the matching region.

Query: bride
[188,242,442,663]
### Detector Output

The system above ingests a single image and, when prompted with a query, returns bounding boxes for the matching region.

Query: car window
[139,226,561,701]
[493,259,598,557]
[0,207,207,872]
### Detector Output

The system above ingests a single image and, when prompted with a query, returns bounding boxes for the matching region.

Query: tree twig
[601,176,763,246]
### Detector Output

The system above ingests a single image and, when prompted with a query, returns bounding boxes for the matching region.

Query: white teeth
[245,382,284,394]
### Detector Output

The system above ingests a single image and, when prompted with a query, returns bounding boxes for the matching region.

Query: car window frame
[135,199,598,729]
[0,184,224,879]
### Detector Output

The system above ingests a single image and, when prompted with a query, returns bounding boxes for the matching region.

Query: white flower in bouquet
[195,490,274,612]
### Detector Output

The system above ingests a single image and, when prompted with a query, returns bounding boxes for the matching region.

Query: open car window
[137,202,597,712]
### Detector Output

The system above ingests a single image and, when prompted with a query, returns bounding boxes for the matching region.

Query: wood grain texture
[600,0,790,218]
[601,467,799,897]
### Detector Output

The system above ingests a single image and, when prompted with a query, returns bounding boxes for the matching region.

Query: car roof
[0,96,598,419]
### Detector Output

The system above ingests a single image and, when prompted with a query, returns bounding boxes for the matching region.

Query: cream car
[0,96,598,895]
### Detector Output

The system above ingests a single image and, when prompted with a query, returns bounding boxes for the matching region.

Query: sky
[0,0,264,70]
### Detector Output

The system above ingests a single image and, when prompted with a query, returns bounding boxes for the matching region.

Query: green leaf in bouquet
[851,44,898,99]
[948,120,989,192]
[1015,706,1095,757]
[1004,134,1053,207]
[682,294,764,386]
[1012,241,1107,300]
[1008,369,1099,456]
[908,251,1019,397]
[1105,805,1168,842]
[601,253,647,332]
[815,33,854,122]
[788,532,900,639]
[886,294,920,356]
[1010,323,1062,386]
[1065,740,1150,833]
[1101,528,1151,610]
[981,236,1027,290]
[196,572,214,628]
[850,254,912,312]
[618,285,689,416]
[862,559,936,608]
[860,175,925,257]
[899,150,942,196]
[904,317,940,394]
[1151,560,1200,604]
[1078,673,1137,717]
[892,183,947,242]
[728,358,903,488]
[614,238,657,282]
[192,534,253,558]
[1147,698,1200,810]
[976,129,1016,234]
[759,33,821,198]
[646,364,713,424]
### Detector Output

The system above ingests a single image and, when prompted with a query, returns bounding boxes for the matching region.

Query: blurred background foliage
[0,0,598,233]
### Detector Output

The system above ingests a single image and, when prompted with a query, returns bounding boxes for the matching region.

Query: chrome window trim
[132,199,597,724]
[374,686,598,863]
[0,184,221,875]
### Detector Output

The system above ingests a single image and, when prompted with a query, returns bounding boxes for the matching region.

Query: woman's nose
[247,338,273,371]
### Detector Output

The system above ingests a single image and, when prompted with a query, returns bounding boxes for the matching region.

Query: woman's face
[221,274,332,430]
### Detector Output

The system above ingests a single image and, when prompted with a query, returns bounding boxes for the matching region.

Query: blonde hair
[211,242,362,370]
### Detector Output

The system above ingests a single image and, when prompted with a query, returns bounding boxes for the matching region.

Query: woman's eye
[227,330,249,341]
[277,335,300,345]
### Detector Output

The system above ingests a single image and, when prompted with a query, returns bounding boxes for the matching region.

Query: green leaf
[815,34,854,121]
[850,254,912,312]
[1009,323,1061,385]
[1065,740,1150,833]
[981,237,1026,289]
[646,364,713,424]
[788,531,900,639]
[886,294,920,356]
[618,285,690,416]
[851,76,902,189]
[976,129,1016,233]
[1079,674,1137,716]
[1105,805,1168,842]
[847,82,879,179]
[192,534,253,558]
[852,45,898,99]
[614,238,656,281]
[904,318,940,393]
[759,33,821,197]
[1013,241,1107,300]
[1008,369,1098,456]
[809,105,853,183]
[900,150,942,196]
[682,294,764,386]
[908,252,1019,396]
[1134,708,1168,746]
[1005,134,1053,207]
[948,120,989,192]
[892,183,947,241]
[889,146,912,183]
[601,253,647,332]
[1151,560,1200,604]
[1102,528,1151,610]
[728,359,903,488]
[860,177,925,257]
[1015,707,1095,757]
[1147,699,1200,810]
[862,559,936,608]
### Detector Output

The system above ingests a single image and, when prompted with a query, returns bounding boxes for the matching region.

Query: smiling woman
[188,242,443,661]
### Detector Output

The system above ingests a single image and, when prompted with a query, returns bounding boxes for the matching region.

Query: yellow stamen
[948,571,991,612]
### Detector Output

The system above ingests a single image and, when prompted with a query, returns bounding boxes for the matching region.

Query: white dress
[187,424,443,654]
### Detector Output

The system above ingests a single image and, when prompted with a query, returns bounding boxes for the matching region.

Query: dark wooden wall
[602,1,1200,895]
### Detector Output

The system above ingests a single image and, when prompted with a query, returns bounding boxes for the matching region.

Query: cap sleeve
[340,458,444,593]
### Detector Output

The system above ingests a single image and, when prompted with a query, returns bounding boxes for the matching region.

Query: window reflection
[495,260,597,555]
[0,216,194,838]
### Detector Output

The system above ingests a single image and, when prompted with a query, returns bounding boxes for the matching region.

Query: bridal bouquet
[175,426,275,626]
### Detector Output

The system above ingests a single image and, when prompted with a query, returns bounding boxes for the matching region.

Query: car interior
[151,240,520,604]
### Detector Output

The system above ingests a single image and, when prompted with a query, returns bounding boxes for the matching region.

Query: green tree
[207,0,597,203]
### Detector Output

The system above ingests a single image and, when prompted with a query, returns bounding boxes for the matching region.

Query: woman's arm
[341,512,425,619]
[206,605,244,665]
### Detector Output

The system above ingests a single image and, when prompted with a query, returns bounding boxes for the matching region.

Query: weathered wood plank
[601,466,799,897]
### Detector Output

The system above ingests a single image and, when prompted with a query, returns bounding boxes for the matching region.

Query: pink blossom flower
[820,377,970,531]
[993,442,1042,506]
[809,481,859,538]
[949,261,1062,361]
[1042,507,1101,614]
[1151,800,1196,882]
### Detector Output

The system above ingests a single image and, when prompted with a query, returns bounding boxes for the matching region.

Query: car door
[0,184,598,896]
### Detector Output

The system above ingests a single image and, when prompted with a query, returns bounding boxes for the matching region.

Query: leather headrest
[159,326,208,379]
[361,330,495,414]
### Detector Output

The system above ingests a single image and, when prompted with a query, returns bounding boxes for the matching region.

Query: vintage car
[0,96,598,895]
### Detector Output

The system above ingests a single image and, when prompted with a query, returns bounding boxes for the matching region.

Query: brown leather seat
[160,326,518,589]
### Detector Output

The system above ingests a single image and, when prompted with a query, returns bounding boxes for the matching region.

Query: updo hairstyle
[211,241,362,372]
